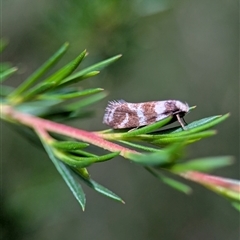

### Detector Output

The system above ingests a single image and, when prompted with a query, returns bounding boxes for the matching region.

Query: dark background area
[1,0,239,239]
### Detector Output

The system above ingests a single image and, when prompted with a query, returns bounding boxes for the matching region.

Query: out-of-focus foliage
[1,0,239,240]
[2,42,236,211]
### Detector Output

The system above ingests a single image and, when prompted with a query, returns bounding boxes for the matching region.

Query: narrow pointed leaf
[152,130,216,144]
[232,202,240,211]
[74,167,91,180]
[41,140,86,210]
[0,39,8,52]
[171,156,233,173]
[121,115,173,137]
[160,175,192,194]
[66,92,108,110]
[128,142,184,166]
[74,169,124,203]
[0,67,18,83]
[72,168,124,203]
[69,149,97,157]
[20,82,56,101]
[45,50,87,84]
[128,152,169,166]
[0,63,13,73]
[119,140,162,152]
[162,114,229,137]
[59,151,120,168]
[71,151,120,163]
[146,167,192,194]
[62,54,122,83]
[79,71,100,79]
[15,99,63,115]
[52,141,89,150]
[40,88,104,100]
[9,43,69,98]
[20,50,87,102]
[60,71,100,86]
[124,105,196,137]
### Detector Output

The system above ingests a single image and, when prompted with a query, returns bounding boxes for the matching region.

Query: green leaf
[0,63,13,73]
[66,91,108,110]
[160,175,192,194]
[52,141,89,150]
[74,169,124,203]
[161,114,229,137]
[9,43,69,99]
[232,202,240,211]
[119,140,162,152]
[128,152,169,166]
[62,54,122,84]
[40,88,104,100]
[146,167,192,194]
[40,109,94,123]
[152,130,216,145]
[84,179,125,203]
[74,167,91,180]
[18,82,56,101]
[128,143,184,166]
[44,49,87,84]
[15,99,63,115]
[59,71,100,86]
[0,38,8,52]
[20,50,87,102]
[59,151,120,168]
[40,139,86,210]
[79,70,100,79]
[171,156,234,173]
[68,149,97,157]
[0,67,18,83]
[117,105,196,138]
[121,115,173,138]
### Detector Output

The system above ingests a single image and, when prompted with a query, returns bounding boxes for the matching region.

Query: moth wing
[104,100,139,128]
[107,99,126,107]
[112,107,140,128]
[138,112,171,127]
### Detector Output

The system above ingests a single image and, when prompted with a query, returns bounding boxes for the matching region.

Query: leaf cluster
[1,39,239,211]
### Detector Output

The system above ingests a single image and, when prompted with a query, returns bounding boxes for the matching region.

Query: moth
[103,99,189,130]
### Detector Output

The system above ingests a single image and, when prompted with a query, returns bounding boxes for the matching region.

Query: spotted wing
[103,101,140,129]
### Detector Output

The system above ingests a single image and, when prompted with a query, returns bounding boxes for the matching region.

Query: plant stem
[180,171,240,192]
[0,104,138,157]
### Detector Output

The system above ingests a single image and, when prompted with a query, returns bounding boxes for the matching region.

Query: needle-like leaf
[0,67,18,83]
[40,139,86,210]
[74,168,125,203]
[61,54,122,84]
[9,43,69,99]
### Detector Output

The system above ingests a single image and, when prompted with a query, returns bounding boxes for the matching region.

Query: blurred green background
[1,0,239,239]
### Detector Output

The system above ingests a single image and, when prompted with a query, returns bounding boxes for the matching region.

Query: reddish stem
[1,105,138,157]
[181,171,240,192]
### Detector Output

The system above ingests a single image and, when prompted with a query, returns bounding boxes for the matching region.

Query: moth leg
[176,114,188,130]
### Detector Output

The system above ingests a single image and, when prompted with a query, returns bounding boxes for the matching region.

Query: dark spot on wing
[141,102,157,125]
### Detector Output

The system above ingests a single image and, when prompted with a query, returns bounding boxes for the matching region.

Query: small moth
[103,100,189,130]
